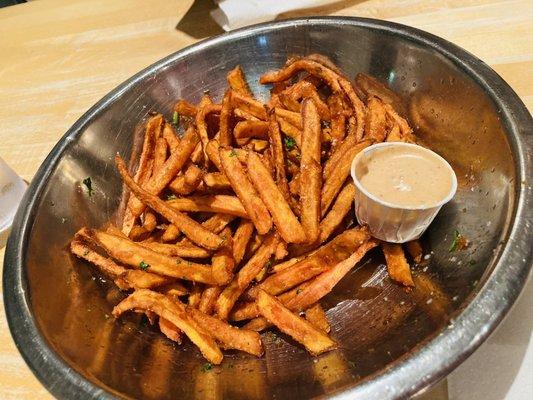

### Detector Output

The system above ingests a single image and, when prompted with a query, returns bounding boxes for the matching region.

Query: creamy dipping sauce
[355,145,453,208]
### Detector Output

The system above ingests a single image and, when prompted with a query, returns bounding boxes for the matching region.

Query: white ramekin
[350,142,457,243]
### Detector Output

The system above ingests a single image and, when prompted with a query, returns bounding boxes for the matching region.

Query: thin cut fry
[364,96,388,143]
[234,120,269,145]
[174,99,197,117]
[234,107,260,121]
[212,228,235,285]
[218,90,233,146]
[203,172,231,190]
[159,318,182,343]
[198,286,223,315]
[227,65,252,97]
[189,284,203,308]
[231,91,267,120]
[232,219,255,265]
[300,99,322,243]
[169,164,203,195]
[220,147,272,234]
[162,122,180,151]
[257,289,337,356]
[141,241,211,259]
[267,114,290,200]
[274,108,302,129]
[196,95,222,153]
[318,182,355,244]
[116,155,224,250]
[215,233,278,320]
[381,243,414,286]
[167,195,248,218]
[405,240,423,264]
[277,118,302,148]
[112,290,223,364]
[305,303,330,333]
[247,151,306,243]
[328,93,347,145]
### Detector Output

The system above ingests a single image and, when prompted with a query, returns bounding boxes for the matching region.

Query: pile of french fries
[71,55,424,365]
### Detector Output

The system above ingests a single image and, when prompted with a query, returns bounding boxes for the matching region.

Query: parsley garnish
[284,136,296,151]
[201,362,213,372]
[82,177,93,196]
[167,194,177,200]
[229,149,237,157]
[139,261,150,271]
[264,260,272,270]
[449,230,468,252]
[172,111,180,130]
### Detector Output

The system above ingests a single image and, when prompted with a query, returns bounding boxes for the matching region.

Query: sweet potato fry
[215,233,278,320]
[230,301,260,321]
[83,228,217,284]
[219,147,272,234]
[128,127,199,216]
[198,286,223,315]
[141,241,211,259]
[285,239,379,311]
[381,243,414,286]
[405,240,423,264]
[203,172,231,190]
[247,151,306,243]
[219,89,233,146]
[277,118,302,148]
[227,65,252,97]
[318,182,355,244]
[122,114,161,234]
[189,284,203,308]
[354,72,405,115]
[300,99,322,243]
[234,107,260,121]
[274,108,302,129]
[280,80,331,119]
[174,99,197,117]
[212,228,235,285]
[230,91,267,120]
[257,290,336,356]
[383,103,417,143]
[167,195,248,218]
[234,120,269,145]
[159,318,182,343]
[338,77,366,141]
[243,317,270,332]
[321,141,370,216]
[204,140,248,171]
[232,219,255,265]
[169,164,203,195]
[196,95,222,152]
[256,227,369,296]
[305,303,330,333]
[157,281,189,297]
[161,224,180,242]
[266,115,290,199]
[153,136,168,173]
[116,155,223,250]
[162,122,180,151]
[187,306,263,356]
[364,96,389,143]
[386,123,403,142]
[142,211,157,232]
[328,93,347,145]
[113,290,223,364]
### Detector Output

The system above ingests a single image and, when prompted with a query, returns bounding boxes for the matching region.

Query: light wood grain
[0,0,531,398]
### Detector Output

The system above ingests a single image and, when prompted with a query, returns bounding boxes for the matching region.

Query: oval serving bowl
[4,17,532,400]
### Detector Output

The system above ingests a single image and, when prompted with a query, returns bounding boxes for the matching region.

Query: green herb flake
[82,177,94,196]
[449,230,468,252]
[167,194,177,200]
[283,136,296,151]
[229,149,237,157]
[139,261,150,271]
[172,111,180,127]
[201,362,213,372]
[264,260,272,270]
[468,259,476,266]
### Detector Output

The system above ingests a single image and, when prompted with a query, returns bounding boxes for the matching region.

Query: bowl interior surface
[6,19,530,400]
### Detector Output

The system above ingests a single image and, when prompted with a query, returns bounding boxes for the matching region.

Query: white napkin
[211,0,338,31]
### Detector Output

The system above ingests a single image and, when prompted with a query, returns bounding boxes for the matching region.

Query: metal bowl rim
[3,16,532,400]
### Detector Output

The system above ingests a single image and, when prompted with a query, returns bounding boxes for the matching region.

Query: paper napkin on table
[211,0,338,31]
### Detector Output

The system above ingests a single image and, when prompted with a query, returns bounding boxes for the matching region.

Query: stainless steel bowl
[4,17,532,400]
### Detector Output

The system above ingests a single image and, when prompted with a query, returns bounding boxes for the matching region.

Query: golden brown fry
[187,306,263,356]
[234,120,269,145]
[275,240,288,260]
[167,195,248,218]
[274,108,302,129]
[116,155,223,250]
[113,290,223,364]
[141,241,211,258]
[386,123,403,142]
[323,133,357,178]
[219,89,233,146]
[256,227,369,296]
[157,281,189,297]
[300,99,322,243]
[215,233,278,320]
[159,318,182,343]
[285,239,379,311]
[338,77,366,142]
[267,115,290,200]
[227,65,252,97]
[219,147,272,234]
[189,284,203,308]
[83,228,217,284]
[174,99,198,117]
[128,127,200,216]
[260,59,342,93]
[230,91,267,120]
[270,254,307,273]
[204,139,248,171]
[161,224,180,242]
[230,301,260,321]
[321,141,370,217]
[247,151,306,243]
[305,303,330,333]
[234,107,260,121]
[243,317,269,332]
[277,117,302,148]
[198,286,223,315]
[257,289,336,356]
[196,95,222,153]
[383,103,417,143]
[328,93,347,145]
[190,142,204,165]
[318,182,355,244]
[153,136,168,173]
[280,80,331,119]
[162,122,180,151]
[70,238,172,290]
[122,114,161,235]
[405,240,423,264]
[169,164,203,195]
[232,219,255,265]
[202,172,231,190]
[382,243,414,287]
[364,96,389,143]
[142,211,157,232]
[354,72,405,115]
[212,227,235,285]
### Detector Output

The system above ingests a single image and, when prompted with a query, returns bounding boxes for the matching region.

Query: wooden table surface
[0,0,531,398]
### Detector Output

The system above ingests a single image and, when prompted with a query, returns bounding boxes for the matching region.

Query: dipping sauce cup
[350,142,457,243]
